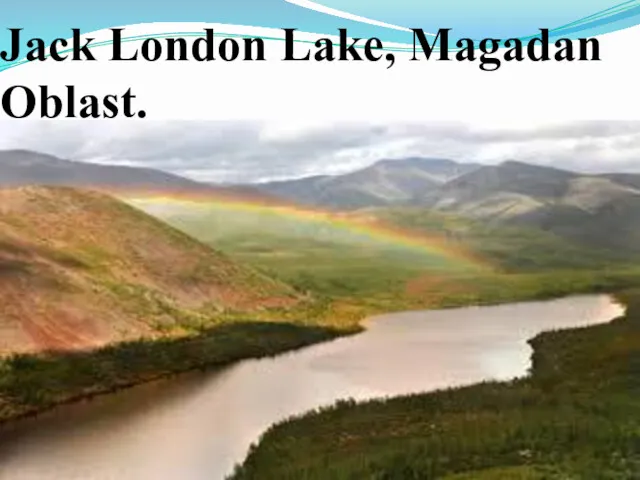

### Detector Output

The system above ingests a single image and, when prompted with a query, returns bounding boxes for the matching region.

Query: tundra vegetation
[1,153,639,478]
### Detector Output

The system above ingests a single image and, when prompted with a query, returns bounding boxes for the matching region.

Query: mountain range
[0,149,274,203]
[2,149,640,254]
[2,149,640,354]
[254,157,640,253]
[256,158,481,209]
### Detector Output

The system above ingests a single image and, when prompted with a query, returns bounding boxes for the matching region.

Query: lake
[0,294,624,480]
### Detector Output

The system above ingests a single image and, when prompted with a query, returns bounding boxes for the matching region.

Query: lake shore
[230,290,639,480]
[0,321,356,425]
[0,276,632,426]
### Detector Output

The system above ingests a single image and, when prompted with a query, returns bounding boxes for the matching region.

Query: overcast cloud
[0,120,639,183]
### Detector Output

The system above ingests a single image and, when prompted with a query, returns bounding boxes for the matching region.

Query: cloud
[0,119,639,183]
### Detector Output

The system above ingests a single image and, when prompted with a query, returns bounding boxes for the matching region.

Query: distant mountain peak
[0,149,65,165]
[0,149,282,206]
[250,156,482,209]
[498,159,574,175]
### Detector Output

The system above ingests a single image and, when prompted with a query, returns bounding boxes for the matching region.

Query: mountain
[0,150,206,189]
[418,161,640,253]
[0,186,298,355]
[0,149,275,203]
[255,157,640,254]
[420,160,579,219]
[598,172,640,190]
[254,158,480,209]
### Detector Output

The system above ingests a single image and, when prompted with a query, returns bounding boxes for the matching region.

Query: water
[0,295,624,480]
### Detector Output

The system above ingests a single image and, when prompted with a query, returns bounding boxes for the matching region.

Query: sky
[0,120,639,183]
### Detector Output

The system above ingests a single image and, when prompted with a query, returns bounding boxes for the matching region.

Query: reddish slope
[0,186,299,354]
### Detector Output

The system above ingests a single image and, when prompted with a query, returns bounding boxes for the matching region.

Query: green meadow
[131,199,640,304]
[129,200,484,297]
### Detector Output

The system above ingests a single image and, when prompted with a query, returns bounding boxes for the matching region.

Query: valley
[0,149,639,478]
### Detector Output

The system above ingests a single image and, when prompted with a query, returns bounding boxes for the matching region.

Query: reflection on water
[0,295,624,480]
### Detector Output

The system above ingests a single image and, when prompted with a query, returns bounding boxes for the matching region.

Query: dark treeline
[0,322,343,423]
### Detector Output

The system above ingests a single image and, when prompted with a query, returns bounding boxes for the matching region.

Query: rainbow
[106,186,492,273]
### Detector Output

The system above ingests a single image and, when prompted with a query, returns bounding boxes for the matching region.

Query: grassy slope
[369,206,634,272]
[231,290,640,480]
[0,186,299,355]
[137,201,481,298]
[142,201,640,300]
[140,200,640,315]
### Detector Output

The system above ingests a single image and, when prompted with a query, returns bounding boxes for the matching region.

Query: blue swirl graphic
[0,0,639,71]
[299,0,640,38]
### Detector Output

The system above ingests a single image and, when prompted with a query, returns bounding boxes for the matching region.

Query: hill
[599,172,640,190]
[128,195,486,299]
[0,149,208,190]
[421,160,578,217]
[368,207,631,272]
[417,161,640,253]
[255,158,480,209]
[0,186,298,355]
[0,149,275,204]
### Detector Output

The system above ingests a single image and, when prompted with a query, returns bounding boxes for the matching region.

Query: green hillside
[370,207,634,272]
[130,199,485,298]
